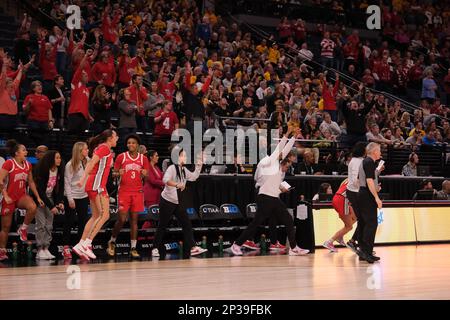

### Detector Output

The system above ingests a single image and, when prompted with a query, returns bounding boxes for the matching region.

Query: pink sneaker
[17,227,27,242]
[230,243,243,256]
[62,246,72,259]
[242,240,259,250]
[322,240,338,253]
[73,243,90,261]
[85,245,97,259]
[289,246,309,256]
[190,246,208,256]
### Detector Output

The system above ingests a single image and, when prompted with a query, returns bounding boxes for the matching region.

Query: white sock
[110,236,117,243]
[21,224,28,230]
[131,240,137,249]
[84,238,92,247]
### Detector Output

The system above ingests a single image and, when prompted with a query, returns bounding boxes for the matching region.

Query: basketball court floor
[1,244,449,300]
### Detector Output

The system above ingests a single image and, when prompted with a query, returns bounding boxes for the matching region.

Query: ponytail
[6,139,21,158]
[88,129,115,156]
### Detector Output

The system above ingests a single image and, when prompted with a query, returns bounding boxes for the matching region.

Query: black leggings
[153,197,196,253]
[236,194,297,248]
[63,197,89,245]
[255,187,279,244]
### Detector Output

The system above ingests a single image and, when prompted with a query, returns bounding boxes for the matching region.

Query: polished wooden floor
[1,244,449,300]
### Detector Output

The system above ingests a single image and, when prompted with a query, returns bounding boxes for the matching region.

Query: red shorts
[118,190,144,213]
[332,194,346,218]
[0,195,27,216]
[1,200,17,216]
[86,190,109,201]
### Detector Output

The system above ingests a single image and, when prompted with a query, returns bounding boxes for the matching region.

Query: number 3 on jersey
[131,171,136,179]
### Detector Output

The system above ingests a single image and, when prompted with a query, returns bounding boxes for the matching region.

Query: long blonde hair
[70,142,87,173]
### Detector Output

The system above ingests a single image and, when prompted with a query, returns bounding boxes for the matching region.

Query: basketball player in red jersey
[322,179,357,253]
[107,134,149,259]
[0,140,43,261]
[73,129,119,260]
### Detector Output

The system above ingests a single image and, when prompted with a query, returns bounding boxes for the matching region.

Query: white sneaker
[84,245,97,259]
[73,243,90,260]
[190,246,208,256]
[44,249,55,259]
[230,243,243,256]
[36,249,48,260]
[289,246,310,256]
[152,248,160,257]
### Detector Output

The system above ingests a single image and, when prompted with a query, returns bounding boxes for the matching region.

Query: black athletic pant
[358,188,378,255]
[63,197,89,245]
[346,190,363,243]
[236,194,296,248]
[255,187,280,245]
[153,197,196,254]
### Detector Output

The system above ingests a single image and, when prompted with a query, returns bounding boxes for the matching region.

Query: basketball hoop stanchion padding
[295,200,316,253]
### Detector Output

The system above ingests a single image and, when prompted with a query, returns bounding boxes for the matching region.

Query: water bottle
[26,241,33,260]
[201,236,207,249]
[178,241,183,258]
[218,235,224,256]
[260,234,267,254]
[12,242,18,260]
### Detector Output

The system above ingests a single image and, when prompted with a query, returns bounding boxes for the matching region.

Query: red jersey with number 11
[1,159,31,201]
[114,152,149,192]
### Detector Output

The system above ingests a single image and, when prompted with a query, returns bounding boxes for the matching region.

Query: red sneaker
[275,241,286,250]
[17,227,27,242]
[269,242,286,251]
[0,248,8,261]
[242,240,259,250]
[62,246,72,259]
[142,221,152,229]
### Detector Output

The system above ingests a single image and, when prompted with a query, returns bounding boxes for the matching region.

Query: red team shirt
[86,144,113,195]
[154,110,179,136]
[23,94,53,121]
[114,152,149,193]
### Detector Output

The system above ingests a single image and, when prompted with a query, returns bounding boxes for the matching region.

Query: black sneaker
[369,254,380,261]
[358,254,375,264]
[346,240,358,254]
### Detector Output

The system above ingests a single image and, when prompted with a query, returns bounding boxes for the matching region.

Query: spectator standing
[91,85,113,134]
[154,101,179,137]
[144,150,164,207]
[0,54,24,131]
[320,32,336,69]
[47,74,67,128]
[421,70,438,104]
[118,88,138,138]
[67,54,93,133]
